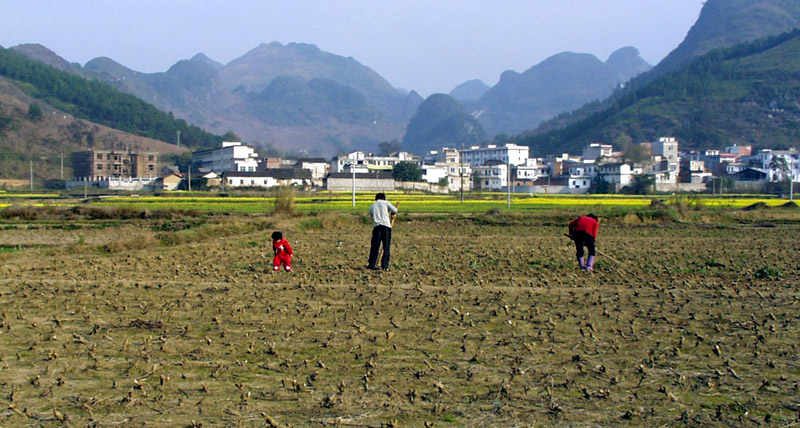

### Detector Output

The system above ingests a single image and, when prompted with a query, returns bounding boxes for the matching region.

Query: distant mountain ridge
[402,94,487,155]
[13,42,421,157]
[518,28,800,155]
[463,47,651,138]
[653,0,800,76]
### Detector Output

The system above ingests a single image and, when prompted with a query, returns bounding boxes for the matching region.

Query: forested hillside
[0,47,223,149]
[518,29,800,155]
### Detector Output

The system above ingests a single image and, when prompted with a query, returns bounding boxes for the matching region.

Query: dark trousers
[368,225,392,269]
[573,231,595,259]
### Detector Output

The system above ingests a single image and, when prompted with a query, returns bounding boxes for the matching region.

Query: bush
[273,186,295,215]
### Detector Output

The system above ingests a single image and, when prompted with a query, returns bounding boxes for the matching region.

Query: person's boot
[577,257,585,270]
[586,256,595,272]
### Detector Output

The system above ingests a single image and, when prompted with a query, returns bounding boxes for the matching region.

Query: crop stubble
[0,213,798,427]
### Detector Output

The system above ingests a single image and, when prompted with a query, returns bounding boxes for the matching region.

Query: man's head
[587,213,598,221]
[271,231,283,241]
[375,193,386,201]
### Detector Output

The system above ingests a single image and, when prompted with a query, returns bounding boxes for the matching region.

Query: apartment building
[72,150,158,180]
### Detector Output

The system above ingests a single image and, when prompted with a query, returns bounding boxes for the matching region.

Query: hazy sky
[1,0,704,97]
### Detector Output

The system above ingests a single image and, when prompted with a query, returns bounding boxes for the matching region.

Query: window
[97,154,103,160]
[97,165,103,170]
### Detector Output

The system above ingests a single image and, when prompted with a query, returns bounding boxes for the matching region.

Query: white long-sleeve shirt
[369,199,397,228]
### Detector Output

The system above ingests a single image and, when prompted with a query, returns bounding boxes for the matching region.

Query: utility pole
[507,161,511,209]
[352,164,356,208]
[460,144,464,204]
[30,160,33,191]
[188,166,192,192]
[176,130,181,147]
[60,153,64,180]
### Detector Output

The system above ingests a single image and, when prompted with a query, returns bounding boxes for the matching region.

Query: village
[66,138,800,196]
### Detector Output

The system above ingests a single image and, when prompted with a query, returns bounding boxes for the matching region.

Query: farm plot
[0,211,798,427]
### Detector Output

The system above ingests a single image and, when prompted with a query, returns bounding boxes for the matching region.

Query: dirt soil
[0,213,798,427]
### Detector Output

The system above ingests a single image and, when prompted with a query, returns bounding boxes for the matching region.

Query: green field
[0,192,789,216]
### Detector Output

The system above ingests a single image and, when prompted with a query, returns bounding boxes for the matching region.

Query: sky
[1,0,705,97]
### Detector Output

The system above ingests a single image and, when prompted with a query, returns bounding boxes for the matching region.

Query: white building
[222,169,312,188]
[331,151,419,173]
[515,158,546,181]
[423,147,472,191]
[568,162,597,190]
[746,149,800,182]
[473,160,509,190]
[461,143,529,167]
[293,158,329,181]
[652,137,679,172]
[193,142,260,173]
[596,163,634,191]
[582,143,614,161]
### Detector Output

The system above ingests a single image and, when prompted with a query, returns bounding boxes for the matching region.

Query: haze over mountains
[520,0,800,155]
[10,42,423,157]
[3,0,800,165]
[8,41,652,157]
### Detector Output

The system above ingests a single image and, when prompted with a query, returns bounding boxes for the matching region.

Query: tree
[769,155,794,198]
[27,104,42,121]
[592,174,614,194]
[769,156,790,182]
[624,174,655,195]
[222,131,240,142]
[392,161,423,182]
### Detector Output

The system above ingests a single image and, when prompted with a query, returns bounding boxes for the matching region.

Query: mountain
[0,75,187,182]
[449,79,490,102]
[517,29,800,156]
[401,94,487,155]
[56,42,420,157]
[471,49,651,138]
[606,47,652,83]
[523,0,800,153]
[654,0,800,76]
[10,43,80,74]
[0,45,227,181]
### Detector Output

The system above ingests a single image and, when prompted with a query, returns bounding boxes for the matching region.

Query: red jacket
[569,216,598,238]
[272,238,293,256]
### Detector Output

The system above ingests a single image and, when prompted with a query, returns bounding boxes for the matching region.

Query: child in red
[271,231,293,272]
[568,214,599,271]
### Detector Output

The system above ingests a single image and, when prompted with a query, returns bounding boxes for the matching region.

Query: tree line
[0,47,223,149]
[520,28,800,155]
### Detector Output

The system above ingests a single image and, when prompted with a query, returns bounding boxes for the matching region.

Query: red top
[272,238,293,256]
[569,216,598,238]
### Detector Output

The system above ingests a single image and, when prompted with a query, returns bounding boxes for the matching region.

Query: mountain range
[521,0,800,155]
[2,0,800,173]
[11,42,423,157]
[460,47,652,139]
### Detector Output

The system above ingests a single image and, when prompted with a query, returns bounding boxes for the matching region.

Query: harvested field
[0,209,799,427]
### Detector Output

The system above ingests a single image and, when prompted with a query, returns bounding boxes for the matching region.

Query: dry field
[0,208,799,427]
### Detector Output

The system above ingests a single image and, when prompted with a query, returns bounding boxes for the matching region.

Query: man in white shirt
[367,193,398,270]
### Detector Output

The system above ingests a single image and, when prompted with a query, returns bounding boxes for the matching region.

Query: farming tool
[564,234,625,272]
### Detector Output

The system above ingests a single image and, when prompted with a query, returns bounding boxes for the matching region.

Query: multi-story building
[72,150,158,180]
[473,160,509,190]
[461,143,529,167]
[192,142,260,173]
[582,143,613,161]
[423,147,472,191]
[331,151,419,173]
[652,137,679,172]
[746,149,800,182]
[293,158,329,180]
